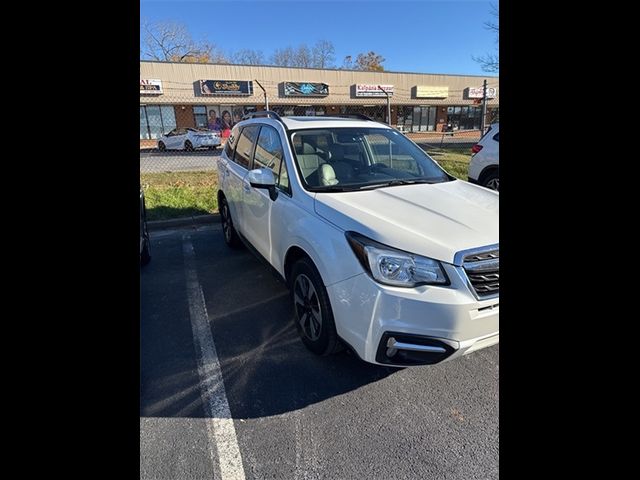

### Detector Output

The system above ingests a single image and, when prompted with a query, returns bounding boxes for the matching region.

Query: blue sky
[140,0,498,76]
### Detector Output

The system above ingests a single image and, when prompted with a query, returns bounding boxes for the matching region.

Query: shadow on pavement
[140,229,398,420]
[146,206,212,222]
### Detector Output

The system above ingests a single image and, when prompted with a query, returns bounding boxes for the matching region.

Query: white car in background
[158,127,221,152]
[468,123,499,191]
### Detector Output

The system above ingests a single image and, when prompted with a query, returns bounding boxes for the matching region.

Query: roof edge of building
[140,60,499,79]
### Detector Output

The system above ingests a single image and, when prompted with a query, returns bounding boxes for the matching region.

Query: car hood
[313,180,499,265]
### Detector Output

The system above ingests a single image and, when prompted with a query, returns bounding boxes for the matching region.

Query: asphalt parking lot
[140,223,499,480]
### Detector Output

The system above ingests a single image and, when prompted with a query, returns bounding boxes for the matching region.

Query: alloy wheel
[221,202,232,243]
[293,274,322,341]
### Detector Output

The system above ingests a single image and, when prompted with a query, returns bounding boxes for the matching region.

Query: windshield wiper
[357,179,440,190]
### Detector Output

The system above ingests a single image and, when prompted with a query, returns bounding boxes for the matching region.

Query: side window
[492,132,499,142]
[224,125,241,158]
[278,161,290,193]
[254,125,291,194]
[233,125,259,169]
[254,126,283,169]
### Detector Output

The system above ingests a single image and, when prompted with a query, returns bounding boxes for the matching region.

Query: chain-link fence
[140,75,498,221]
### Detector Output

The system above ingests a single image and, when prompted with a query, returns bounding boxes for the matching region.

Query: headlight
[345,231,449,287]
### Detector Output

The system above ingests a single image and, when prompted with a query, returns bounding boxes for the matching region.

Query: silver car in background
[157,127,221,152]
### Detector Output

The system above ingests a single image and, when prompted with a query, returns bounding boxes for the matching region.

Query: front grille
[463,249,499,298]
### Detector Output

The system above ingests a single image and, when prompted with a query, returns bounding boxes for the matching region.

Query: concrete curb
[148,214,220,231]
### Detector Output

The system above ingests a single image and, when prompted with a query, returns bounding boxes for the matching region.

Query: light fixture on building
[181,105,186,111]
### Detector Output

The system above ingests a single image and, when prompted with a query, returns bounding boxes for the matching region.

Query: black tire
[482,171,499,191]
[158,141,166,152]
[291,257,343,356]
[141,235,151,266]
[185,140,194,152]
[219,196,241,249]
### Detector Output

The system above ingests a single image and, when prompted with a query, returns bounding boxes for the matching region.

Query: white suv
[217,112,498,366]
[468,123,499,191]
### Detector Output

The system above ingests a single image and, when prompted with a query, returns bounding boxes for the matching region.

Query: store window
[140,105,176,139]
[193,106,208,129]
[446,106,482,130]
[396,106,436,133]
[489,107,499,124]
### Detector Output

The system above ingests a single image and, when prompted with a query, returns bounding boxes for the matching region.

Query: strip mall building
[140,60,498,146]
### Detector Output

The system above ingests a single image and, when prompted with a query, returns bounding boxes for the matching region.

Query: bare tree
[141,20,227,63]
[341,55,355,70]
[473,3,499,73]
[231,49,266,65]
[271,44,315,67]
[271,47,295,67]
[294,44,313,68]
[312,40,336,68]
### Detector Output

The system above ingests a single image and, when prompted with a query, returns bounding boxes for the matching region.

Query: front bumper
[326,264,499,366]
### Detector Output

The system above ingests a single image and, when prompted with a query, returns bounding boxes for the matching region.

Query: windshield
[289,127,452,192]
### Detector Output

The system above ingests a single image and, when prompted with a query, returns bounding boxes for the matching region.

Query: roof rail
[334,114,374,121]
[242,110,284,123]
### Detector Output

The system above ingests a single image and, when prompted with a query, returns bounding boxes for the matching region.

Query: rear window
[492,132,499,142]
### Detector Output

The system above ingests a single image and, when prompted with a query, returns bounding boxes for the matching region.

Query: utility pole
[378,85,393,168]
[378,85,392,126]
[255,79,269,110]
[481,79,488,135]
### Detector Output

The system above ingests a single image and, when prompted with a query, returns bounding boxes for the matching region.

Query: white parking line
[183,234,246,480]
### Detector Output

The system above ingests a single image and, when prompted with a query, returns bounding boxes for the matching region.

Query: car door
[167,128,181,150]
[241,124,291,263]
[163,129,176,150]
[174,128,187,150]
[225,124,260,235]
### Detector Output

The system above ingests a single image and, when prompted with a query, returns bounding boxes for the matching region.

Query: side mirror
[247,168,278,201]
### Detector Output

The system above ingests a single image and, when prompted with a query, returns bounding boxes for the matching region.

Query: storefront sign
[467,86,497,99]
[355,84,394,97]
[415,86,449,98]
[284,82,329,97]
[200,80,253,95]
[140,79,163,95]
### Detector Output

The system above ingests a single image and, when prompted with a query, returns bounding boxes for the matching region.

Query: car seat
[295,142,324,185]
[327,144,356,181]
[320,164,338,186]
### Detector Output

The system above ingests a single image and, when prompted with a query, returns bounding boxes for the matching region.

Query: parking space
[140,224,499,480]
